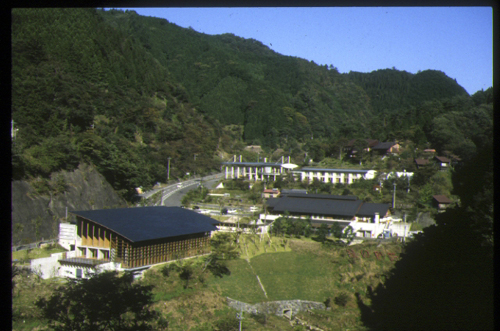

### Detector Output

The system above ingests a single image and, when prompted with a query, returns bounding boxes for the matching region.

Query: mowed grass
[251,251,336,302]
[209,258,268,303]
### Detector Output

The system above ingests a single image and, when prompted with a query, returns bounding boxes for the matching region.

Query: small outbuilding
[432,195,452,212]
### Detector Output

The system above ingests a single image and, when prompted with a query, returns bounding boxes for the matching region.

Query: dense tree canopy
[36,271,167,331]
[11,8,491,201]
[359,141,493,330]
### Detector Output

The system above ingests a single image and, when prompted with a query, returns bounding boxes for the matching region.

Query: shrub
[213,314,240,331]
[334,292,350,307]
[251,312,267,325]
[161,265,170,277]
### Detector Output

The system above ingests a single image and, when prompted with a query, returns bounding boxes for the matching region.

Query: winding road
[139,173,224,207]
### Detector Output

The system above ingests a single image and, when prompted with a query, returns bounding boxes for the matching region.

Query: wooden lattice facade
[76,216,212,268]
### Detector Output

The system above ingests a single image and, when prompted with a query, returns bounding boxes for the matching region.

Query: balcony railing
[58,257,111,266]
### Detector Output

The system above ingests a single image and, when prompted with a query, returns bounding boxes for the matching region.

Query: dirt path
[244,245,268,298]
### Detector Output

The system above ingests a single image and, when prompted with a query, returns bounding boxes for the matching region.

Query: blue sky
[115,7,492,95]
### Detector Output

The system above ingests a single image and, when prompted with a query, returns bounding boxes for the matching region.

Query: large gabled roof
[70,207,219,243]
[281,192,358,200]
[269,197,363,218]
[357,203,390,217]
[266,194,390,219]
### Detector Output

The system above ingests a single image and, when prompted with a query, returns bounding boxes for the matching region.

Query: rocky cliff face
[12,163,127,245]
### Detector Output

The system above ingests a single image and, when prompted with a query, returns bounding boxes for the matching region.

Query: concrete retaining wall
[226,297,326,317]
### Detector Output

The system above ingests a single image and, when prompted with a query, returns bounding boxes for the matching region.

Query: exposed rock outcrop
[12,163,127,245]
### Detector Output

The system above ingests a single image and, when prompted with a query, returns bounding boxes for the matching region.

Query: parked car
[177,184,182,188]
[227,208,238,214]
[249,206,260,212]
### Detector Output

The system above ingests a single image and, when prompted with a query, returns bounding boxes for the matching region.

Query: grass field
[12,235,403,330]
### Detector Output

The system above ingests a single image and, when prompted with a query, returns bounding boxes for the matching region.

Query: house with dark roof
[434,156,451,171]
[260,193,410,238]
[263,193,389,225]
[372,142,400,155]
[432,195,452,211]
[414,158,430,169]
[32,207,219,279]
[343,139,380,156]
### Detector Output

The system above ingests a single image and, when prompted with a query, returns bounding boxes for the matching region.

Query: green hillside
[11,8,492,201]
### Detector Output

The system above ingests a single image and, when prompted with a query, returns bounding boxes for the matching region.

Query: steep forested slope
[12,8,221,199]
[99,9,375,143]
[12,8,487,202]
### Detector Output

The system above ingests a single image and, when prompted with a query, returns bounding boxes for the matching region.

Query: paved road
[159,173,224,207]
[137,173,223,207]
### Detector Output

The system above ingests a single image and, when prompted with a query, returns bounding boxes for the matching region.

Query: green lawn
[12,244,67,264]
[251,252,337,302]
[209,259,268,303]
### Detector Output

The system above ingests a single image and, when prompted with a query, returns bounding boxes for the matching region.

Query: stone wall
[226,297,327,317]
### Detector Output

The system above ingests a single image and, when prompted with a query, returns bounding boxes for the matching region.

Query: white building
[299,167,377,185]
[222,156,376,185]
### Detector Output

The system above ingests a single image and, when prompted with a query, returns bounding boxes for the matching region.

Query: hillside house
[372,142,400,155]
[32,207,219,279]
[434,156,451,171]
[344,139,379,157]
[433,195,452,212]
[262,188,280,198]
[414,158,430,169]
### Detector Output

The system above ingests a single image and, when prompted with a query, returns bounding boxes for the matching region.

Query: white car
[177,184,182,188]
[249,206,260,212]
[227,208,238,214]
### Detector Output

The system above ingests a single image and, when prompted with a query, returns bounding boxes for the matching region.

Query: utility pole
[236,307,244,331]
[194,154,197,177]
[393,183,397,209]
[167,157,171,181]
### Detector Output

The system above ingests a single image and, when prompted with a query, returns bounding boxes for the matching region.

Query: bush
[334,292,350,307]
[213,315,240,331]
[160,264,170,277]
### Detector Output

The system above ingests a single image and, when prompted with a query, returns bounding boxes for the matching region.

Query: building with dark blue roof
[55,207,219,277]
[263,193,391,228]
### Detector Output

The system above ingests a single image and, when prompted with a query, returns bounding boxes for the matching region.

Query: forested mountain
[11,8,492,201]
